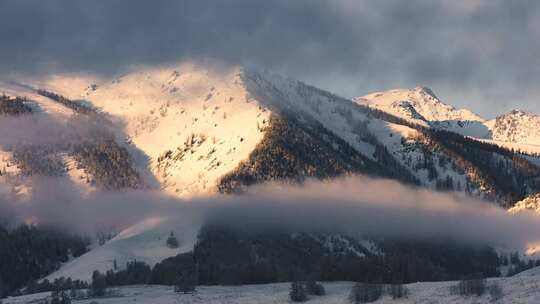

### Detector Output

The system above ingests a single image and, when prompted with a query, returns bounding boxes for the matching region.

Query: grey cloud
[1,1,540,117]
[3,175,540,251]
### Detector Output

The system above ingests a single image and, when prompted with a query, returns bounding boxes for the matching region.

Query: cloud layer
[3,175,540,252]
[1,1,540,117]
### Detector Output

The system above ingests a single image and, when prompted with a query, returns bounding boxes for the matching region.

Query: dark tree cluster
[348,282,409,303]
[219,114,418,194]
[18,227,506,302]
[71,136,143,190]
[12,145,66,177]
[166,232,179,248]
[503,251,540,276]
[89,270,107,297]
[147,225,502,288]
[37,90,96,115]
[0,224,89,298]
[64,260,196,296]
[289,281,307,302]
[349,283,383,303]
[103,261,152,286]
[48,290,72,304]
[173,263,198,294]
[450,278,487,296]
[355,98,540,206]
[288,280,327,302]
[25,277,88,297]
[0,94,32,116]
[423,130,540,206]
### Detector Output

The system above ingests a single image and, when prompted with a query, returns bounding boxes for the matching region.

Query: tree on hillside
[166,231,179,248]
[174,266,197,294]
[90,270,107,297]
[305,280,325,296]
[349,283,383,303]
[289,281,307,302]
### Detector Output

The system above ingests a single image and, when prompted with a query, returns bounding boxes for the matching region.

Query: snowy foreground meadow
[5,269,540,304]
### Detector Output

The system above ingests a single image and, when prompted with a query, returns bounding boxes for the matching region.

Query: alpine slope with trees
[1,63,540,299]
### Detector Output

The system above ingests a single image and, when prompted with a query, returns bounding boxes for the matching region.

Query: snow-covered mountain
[487,110,540,146]
[356,87,489,138]
[509,193,540,214]
[14,64,413,197]
[3,65,538,204]
[2,62,540,286]
[356,87,540,148]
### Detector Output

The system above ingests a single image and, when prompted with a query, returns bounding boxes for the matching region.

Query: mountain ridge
[355,87,540,148]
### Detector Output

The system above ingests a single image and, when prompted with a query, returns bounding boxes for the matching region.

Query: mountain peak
[356,87,484,127]
[504,109,537,118]
[489,108,540,145]
[413,86,438,100]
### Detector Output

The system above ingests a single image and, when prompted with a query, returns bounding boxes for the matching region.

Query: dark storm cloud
[1,0,540,116]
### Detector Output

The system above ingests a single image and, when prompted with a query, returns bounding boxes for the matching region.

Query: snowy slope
[487,110,540,146]
[46,216,200,282]
[7,277,540,304]
[0,83,101,199]
[356,87,488,138]
[355,87,540,148]
[44,64,270,197]
[0,150,28,199]
[509,193,540,214]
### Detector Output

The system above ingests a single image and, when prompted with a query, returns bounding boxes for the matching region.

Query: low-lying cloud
[2,175,540,252]
[0,115,111,147]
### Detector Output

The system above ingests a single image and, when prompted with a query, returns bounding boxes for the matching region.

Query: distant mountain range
[356,86,540,146]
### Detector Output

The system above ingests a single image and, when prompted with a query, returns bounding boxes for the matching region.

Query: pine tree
[174,269,196,294]
[289,281,307,302]
[305,280,325,296]
[90,270,107,297]
[166,231,179,248]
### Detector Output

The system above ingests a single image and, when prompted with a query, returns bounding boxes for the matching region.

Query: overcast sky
[1,0,539,118]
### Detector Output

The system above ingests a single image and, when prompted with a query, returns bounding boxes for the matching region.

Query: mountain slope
[31,66,538,205]
[3,63,540,286]
[509,193,540,214]
[356,87,489,138]
[356,87,540,149]
[487,110,540,146]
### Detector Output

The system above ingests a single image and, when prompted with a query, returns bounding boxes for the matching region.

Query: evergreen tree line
[0,95,33,116]
[503,251,540,276]
[0,224,89,298]
[424,130,540,206]
[37,90,96,115]
[358,101,540,206]
[218,114,419,194]
[71,136,143,190]
[12,145,66,177]
[25,277,88,297]
[149,225,504,287]
[17,229,539,298]
[449,278,503,301]
[216,97,539,208]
